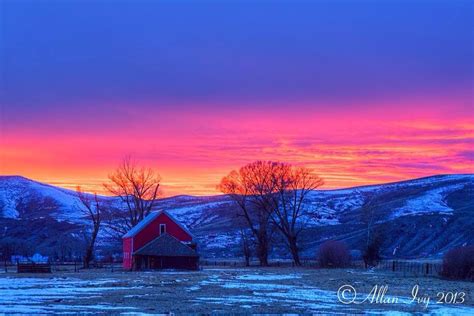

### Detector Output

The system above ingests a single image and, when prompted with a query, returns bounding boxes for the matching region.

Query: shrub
[318,240,351,268]
[441,245,474,280]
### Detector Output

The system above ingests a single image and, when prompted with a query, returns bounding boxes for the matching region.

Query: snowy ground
[0,267,473,314]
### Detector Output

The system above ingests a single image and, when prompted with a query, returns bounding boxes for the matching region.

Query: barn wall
[122,237,133,269]
[133,213,192,251]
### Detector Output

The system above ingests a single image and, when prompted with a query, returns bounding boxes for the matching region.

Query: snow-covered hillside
[0,176,116,222]
[0,174,473,258]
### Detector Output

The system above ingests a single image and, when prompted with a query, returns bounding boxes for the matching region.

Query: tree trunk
[256,238,269,266]
[83,226,99,269]
[258,250,268,266]
[241,230,251,267]
[83,248,92,269]
[244,255,250,267]
[243,243,250,267]
[289,237,301,266]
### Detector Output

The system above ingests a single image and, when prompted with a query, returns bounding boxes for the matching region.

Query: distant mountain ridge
[0,174,473,259]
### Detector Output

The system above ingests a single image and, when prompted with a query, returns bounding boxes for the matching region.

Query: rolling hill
[0,174,473,260]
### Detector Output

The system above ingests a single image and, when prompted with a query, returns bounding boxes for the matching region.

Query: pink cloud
[1,95,472,196]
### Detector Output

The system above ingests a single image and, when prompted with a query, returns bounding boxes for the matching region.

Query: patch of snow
[236,274,302,281]
[202,232,240,249]
[120,313,159,316]
[196,277,340,311]
[197,271,474,314]
[391,184,465,218]
[187,285,201,291]
[0,277,130,313]
[166,201,232,227]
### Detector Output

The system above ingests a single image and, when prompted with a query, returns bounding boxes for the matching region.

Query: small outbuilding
[122,210,199,270]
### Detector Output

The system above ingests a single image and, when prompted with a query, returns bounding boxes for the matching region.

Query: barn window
[160,224,166,234]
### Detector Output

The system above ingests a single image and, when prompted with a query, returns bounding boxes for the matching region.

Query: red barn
[122,210,199,270]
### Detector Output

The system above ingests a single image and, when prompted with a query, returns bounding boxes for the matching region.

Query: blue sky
[1,0,473,195]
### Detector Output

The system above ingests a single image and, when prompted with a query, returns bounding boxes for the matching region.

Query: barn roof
[122,210,194,239]
[133,233,198,257]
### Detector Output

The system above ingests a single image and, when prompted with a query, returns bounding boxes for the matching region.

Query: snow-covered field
[0,267,472,314]
[0,277,134,314]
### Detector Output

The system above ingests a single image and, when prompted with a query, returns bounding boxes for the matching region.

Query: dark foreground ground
[0,266,473,314]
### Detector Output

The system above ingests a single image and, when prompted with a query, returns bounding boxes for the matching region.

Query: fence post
[392,261,395,272]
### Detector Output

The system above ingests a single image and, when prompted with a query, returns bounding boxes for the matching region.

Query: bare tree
[104,156,161,235]
[359,191,383,268]
[270,165,324,266]
[220,161,323,266]
[218,161,281,266]
[76,187,104,268]
[54,234,82,263]
[239,228,252,266]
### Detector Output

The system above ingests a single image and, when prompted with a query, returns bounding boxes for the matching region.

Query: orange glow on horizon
[1,97,473,197]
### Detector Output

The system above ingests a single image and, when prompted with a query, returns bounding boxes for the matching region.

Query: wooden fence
[200,258,443,276]
[377,260,443,277]
[200,258,316,268]
[1,261,120,273]
[2,259,443,277]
